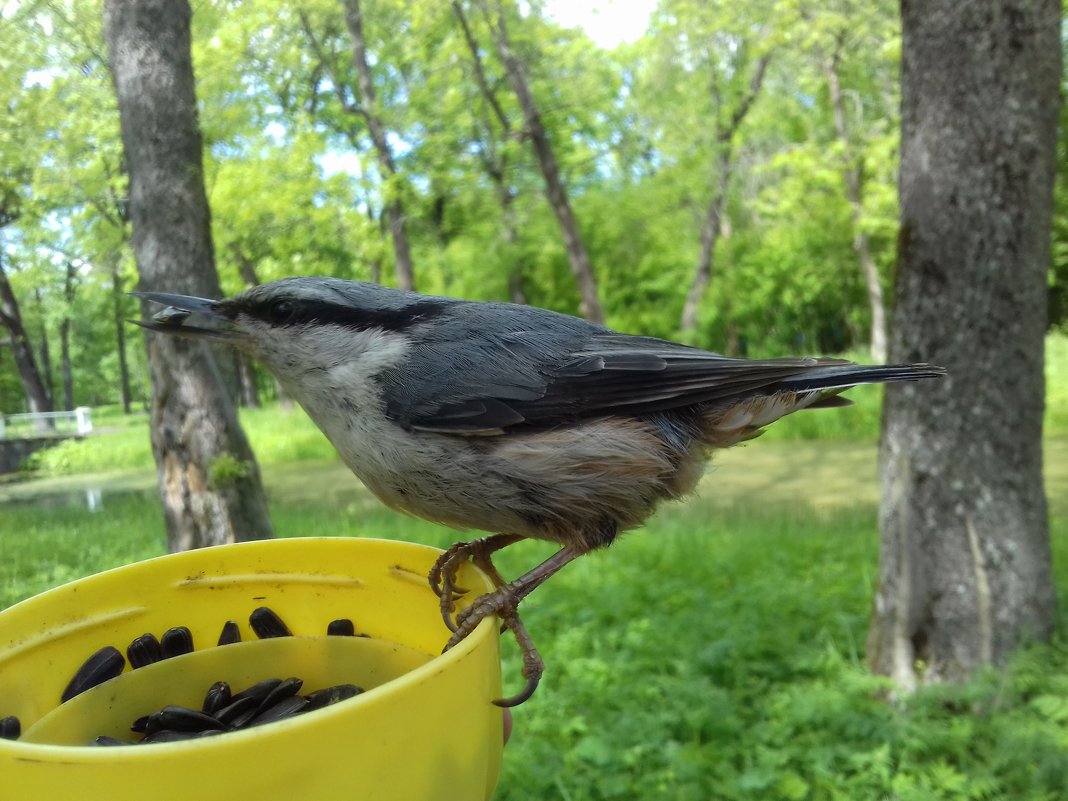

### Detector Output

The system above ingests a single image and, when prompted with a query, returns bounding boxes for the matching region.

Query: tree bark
[869,0,1058,690]
[59,261,76,410]
[34,289,54,406]
[484,1,605,324]
[0,257,53,420]
[823,48,888,362]
[104,0,274,551]
[109,257,133,414]
[339,0,416,291]
[680,53,770,335]
[452,1,526,305]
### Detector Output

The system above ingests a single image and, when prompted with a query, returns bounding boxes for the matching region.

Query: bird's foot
[429,534,521,632]
[443,584,543,707]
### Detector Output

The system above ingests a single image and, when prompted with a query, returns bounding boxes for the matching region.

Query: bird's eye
[268,300,295,325]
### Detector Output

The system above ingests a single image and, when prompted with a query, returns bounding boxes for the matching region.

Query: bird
[135,277,944,706]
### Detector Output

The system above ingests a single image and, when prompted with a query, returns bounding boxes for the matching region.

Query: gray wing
[379,301,846,434]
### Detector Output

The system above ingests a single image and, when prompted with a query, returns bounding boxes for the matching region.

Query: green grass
[3,439,1068,800]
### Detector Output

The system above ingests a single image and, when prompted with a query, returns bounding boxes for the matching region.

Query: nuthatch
[136,277,944,705]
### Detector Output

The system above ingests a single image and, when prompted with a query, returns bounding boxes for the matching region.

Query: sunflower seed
[144,705,224,734]
[160,626,194,659]
[217,620,241,646]
[127,633,163,669]
[95,735,129,746]
[260,677,302,710]
[0,715,20,740]
[214,695,259,726]
[249,607,291,638]
[249,695,308,727]
[62,646,125,702]
[202,681,232,716]
[303,684,363,712]
[327,618,355,636]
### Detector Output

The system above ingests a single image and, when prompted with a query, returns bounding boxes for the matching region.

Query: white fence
[0,407,93,439]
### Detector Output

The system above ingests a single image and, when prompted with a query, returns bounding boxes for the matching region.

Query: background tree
[869,0,1059,689]
[104,0,274,550]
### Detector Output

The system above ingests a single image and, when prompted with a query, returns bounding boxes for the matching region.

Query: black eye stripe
[245,298,452,331]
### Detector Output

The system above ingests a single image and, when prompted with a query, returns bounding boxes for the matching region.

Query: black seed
[227,706,259,729]
[202,681,232,715]
[231,678,282,706]
[0,715,20,740]
[62,646,125,702]
[260,677,302,711]
[249,607,291,638]
[214,695,259,726]
[160,627,194,659]
[327,618,355,636]
[145,705,224,734]
[94,735,129,746]
[126,633,163,669]
[303,684,363,712]
[217,620,241,646]
[131,715,150,733]
[249,695,308,727]
[141,729,197,744]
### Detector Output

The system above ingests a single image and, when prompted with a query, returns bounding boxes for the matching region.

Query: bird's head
[134,276,450,382]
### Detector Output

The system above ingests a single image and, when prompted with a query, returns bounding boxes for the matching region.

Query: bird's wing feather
[380,305,850,433]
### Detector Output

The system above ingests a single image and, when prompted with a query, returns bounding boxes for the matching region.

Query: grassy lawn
[3,433,1067,800]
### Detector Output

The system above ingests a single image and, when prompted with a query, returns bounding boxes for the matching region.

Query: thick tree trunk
[824,52,888,362]
[340,0,416,292]
[109,258,133,414]
[869,0,1058,691]
[105,0,274,551]
[0,258,53,420]
[485,2,604,324]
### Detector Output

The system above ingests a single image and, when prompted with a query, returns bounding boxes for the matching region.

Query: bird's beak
[130,291,240,341]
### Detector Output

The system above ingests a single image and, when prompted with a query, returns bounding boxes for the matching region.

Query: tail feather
[770,363,946,394]
[700,362,945,448]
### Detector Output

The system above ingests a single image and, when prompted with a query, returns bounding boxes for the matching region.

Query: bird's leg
[428,534,523,631]
[444,545,584,706]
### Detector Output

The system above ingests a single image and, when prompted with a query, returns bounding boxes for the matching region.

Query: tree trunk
[681,150,730,334]
[485,2,605,324]
[34,289,54,407]
[340,0,416,292]
[869,0,1058,691]
[0,258,53,420]
[59,261,76,410]
[104,0,274,551]
[679,52,770,335]
[452,1,526,305]
[824,51,888,362]
[109,258,133,414]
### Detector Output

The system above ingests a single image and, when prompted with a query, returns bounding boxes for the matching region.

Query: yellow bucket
[0,537,503,800]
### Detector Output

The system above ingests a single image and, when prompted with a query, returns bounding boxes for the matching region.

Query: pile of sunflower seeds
[0,607,368,745]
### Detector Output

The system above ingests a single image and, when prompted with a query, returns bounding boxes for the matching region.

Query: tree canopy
[1,0,1064,412]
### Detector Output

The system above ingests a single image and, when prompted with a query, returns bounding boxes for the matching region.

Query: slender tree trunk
[34,289,54,406]
[0,258,53,419]
[340,0,415,291]
[452,1,526,305]
[109,258,133,414]
[59,261,76,410]
[824,51,888,361]
[105,0,274,550]
[869,0,1058,691]
[679,53,770,335]
[681,150,731,333]
[484,1,604,323]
